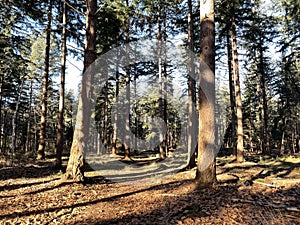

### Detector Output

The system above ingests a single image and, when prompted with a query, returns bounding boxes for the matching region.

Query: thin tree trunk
[296,122,300,153]
[103,80,108,148]
[163,8,168,157]
[124,0,131,160]
[25,80,33,152]
[195,0,217,188]
[232,15,244,162]
[0,74,3,153]
[226,29,236,156]
[187,0,196,168]
[111,49,120,155]
[10,77,25,166]
[64,0,97,181]
[259,44,270,154]
[37,0,52,160]
[157,2,165,159]
[55,0,67,167]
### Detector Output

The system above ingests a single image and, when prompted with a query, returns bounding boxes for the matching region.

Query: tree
[187,0,197,168]
[231,1,244,162]
[37,0,53,160]
[195,0,217,188]
[64,0,97,181]
[55,0,67,167]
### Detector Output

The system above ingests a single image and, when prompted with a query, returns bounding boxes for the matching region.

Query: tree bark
[187,0,197,168]
[25,80,33,152]
[10,77,24,166]
[37,0,52,160]
[157,1,165,159]
[195,0,217,188]
[232,15,244,162]
[111,49,120,155]
[226,29,236,156]
[64,0,97,181]
[124,0,131,160]
[56,0,67,168]
[259,44,270,154]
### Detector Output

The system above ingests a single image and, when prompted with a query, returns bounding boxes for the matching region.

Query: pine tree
[195,0,217,188]
[64,0,97,181]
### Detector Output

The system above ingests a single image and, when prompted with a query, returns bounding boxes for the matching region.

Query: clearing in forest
[0,155,299,225]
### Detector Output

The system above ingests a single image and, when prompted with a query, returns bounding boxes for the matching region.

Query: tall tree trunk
[10,77,25,166]
[226,29,236,156]
[259,44,270,154]
[157,1,165,159]
[0,74,3,153]
[37,0,52,160]
[163,10,168,157]
[111,49,120,155]
[25,80,33,152]
[232,15,244,162]
[55,0,67,168]
[64,0,97,181]
[195,0,217,188]
[124,0,131,160]
[103,80,109,148]
[187,0,196,168]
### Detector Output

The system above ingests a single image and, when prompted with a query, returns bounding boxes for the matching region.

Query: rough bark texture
[195,0,217,188]
[37,0,52,160]
[56,0,67,168]
[232,16,244,162]
[64,0,97,181]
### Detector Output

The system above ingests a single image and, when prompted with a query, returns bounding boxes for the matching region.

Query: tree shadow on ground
[0,177,60,193]
[218,157,300,182]
[66,182,299,225]
[0,179,191,221]
[0,161,66,180]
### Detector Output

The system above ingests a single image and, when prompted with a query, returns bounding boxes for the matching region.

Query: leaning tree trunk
[195,0,217,188]
[37,0,52,160]
[64,0,97,181]
[55,0,67,168]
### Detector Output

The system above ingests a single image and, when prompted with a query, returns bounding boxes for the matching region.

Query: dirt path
[0,155,299,224]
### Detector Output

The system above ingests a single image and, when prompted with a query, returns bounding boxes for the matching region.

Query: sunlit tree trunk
[56,0,67,167]
[64,0,97,181]
[195,0,217,188]
[37,0,52,160]
[232,15,244,162]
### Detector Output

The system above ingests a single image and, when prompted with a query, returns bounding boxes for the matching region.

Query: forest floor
[0,154,299,225]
